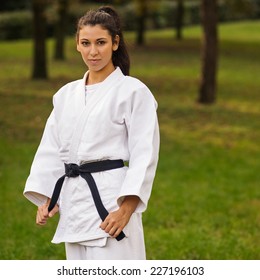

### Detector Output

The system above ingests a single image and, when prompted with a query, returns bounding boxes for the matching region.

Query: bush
[0,10,32,40]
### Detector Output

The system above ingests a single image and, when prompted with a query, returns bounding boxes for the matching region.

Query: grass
[0,20,259,260]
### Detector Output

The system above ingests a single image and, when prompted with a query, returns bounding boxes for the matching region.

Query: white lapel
[68,67,125,163]
[74,71,88,114]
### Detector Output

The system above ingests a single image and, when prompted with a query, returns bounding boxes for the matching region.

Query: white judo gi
[23,67,160,259]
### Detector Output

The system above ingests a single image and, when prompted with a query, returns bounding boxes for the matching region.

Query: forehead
[78,24,111,39]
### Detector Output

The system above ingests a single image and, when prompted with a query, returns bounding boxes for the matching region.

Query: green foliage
[1,1,259,41]
[0,20,259,259]
[0,0,30,12]
[0,11,32,40]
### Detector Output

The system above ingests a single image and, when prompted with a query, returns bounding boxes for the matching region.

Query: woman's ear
[76,42,80,52]
[113,35,120,51]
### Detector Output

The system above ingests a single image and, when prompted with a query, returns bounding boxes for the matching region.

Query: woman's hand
[100,195,140,238]
[36,198,59,225]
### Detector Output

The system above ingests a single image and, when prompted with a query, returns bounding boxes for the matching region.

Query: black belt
[48,159,125,241]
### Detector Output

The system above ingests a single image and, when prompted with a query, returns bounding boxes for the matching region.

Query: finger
[36,206,48,225]
[42,207,49,218]
[37,208,44,221]
[112,227,123,238]
[37,208,47,221]
[100,220,109,230]
[36,213,47,225]
[104,223,113,233]
[109,228,115,236]
[109,226,121,237]
[102,222,114,234]
[100,215,112,229]
[39,204,48,216]
[115,227,122,237]
[37,219,47,225]
[49,204,59,218]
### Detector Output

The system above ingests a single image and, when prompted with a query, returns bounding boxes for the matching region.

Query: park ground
[0,20,259,259]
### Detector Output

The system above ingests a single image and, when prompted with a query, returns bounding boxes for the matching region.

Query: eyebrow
[80,37,108,41]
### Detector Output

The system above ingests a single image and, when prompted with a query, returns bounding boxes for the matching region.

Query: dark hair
[76,6,130,76]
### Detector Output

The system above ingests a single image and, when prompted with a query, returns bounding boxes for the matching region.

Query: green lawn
[0,20,259,260]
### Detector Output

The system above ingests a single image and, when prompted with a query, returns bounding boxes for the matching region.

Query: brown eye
[81,41,90,46]
[97,40,106,45]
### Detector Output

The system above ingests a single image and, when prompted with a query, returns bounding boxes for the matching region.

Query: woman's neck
[86,64,116,85]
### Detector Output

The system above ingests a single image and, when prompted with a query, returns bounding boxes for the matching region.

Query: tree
[54,0,69,60]
[175,0,184,40]
[133,0,161,46]
[31,0,48,79]
[198,0,218,104]
[134,0,148,45]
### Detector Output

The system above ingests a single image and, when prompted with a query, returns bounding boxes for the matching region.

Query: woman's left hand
[100,208,130,238]
[100,195,140,238]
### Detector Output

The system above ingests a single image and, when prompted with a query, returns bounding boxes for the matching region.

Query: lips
[88,59,101,65]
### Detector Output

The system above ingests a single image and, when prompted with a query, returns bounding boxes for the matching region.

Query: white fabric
[85,82,101,104]
[65,213,146,260]
[23,67,159,246]
[65,238,145,260]
[65,236,145,260]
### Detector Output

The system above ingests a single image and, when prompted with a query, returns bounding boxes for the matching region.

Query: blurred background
[0,0,259,259]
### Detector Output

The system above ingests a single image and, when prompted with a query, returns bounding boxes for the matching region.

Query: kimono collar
[82,67,125,87]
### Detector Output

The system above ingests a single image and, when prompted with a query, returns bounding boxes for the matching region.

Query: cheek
[104,47,114,58]
[78,48,89,60]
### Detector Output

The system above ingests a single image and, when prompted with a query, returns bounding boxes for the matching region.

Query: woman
[24,6,159,260]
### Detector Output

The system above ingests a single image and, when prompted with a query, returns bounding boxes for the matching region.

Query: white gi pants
[65,234,146,260]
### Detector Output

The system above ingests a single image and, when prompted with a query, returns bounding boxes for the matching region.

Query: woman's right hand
[36,198,59,225]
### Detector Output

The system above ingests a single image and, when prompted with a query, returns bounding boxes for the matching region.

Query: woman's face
[77,24,119,76]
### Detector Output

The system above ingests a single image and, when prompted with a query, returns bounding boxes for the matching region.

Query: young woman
[24,6,159,260]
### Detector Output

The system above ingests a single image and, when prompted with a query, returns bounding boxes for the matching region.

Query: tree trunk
[32,0,48,79]
[198,0,218,104]
[175,0,184,40]
[54,0,68,60]
[136,14,146,45]
[135,0,147,46]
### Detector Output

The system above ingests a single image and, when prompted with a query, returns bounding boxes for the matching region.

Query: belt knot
[65,163,80,177]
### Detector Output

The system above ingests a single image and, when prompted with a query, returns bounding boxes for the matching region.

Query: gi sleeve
[117,86,160,213]
[23,106,64,207]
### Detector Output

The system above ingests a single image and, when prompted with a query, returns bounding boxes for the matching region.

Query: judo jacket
[24,67,160,244]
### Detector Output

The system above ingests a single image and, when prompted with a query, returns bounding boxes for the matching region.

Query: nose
[90,44,98,57]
